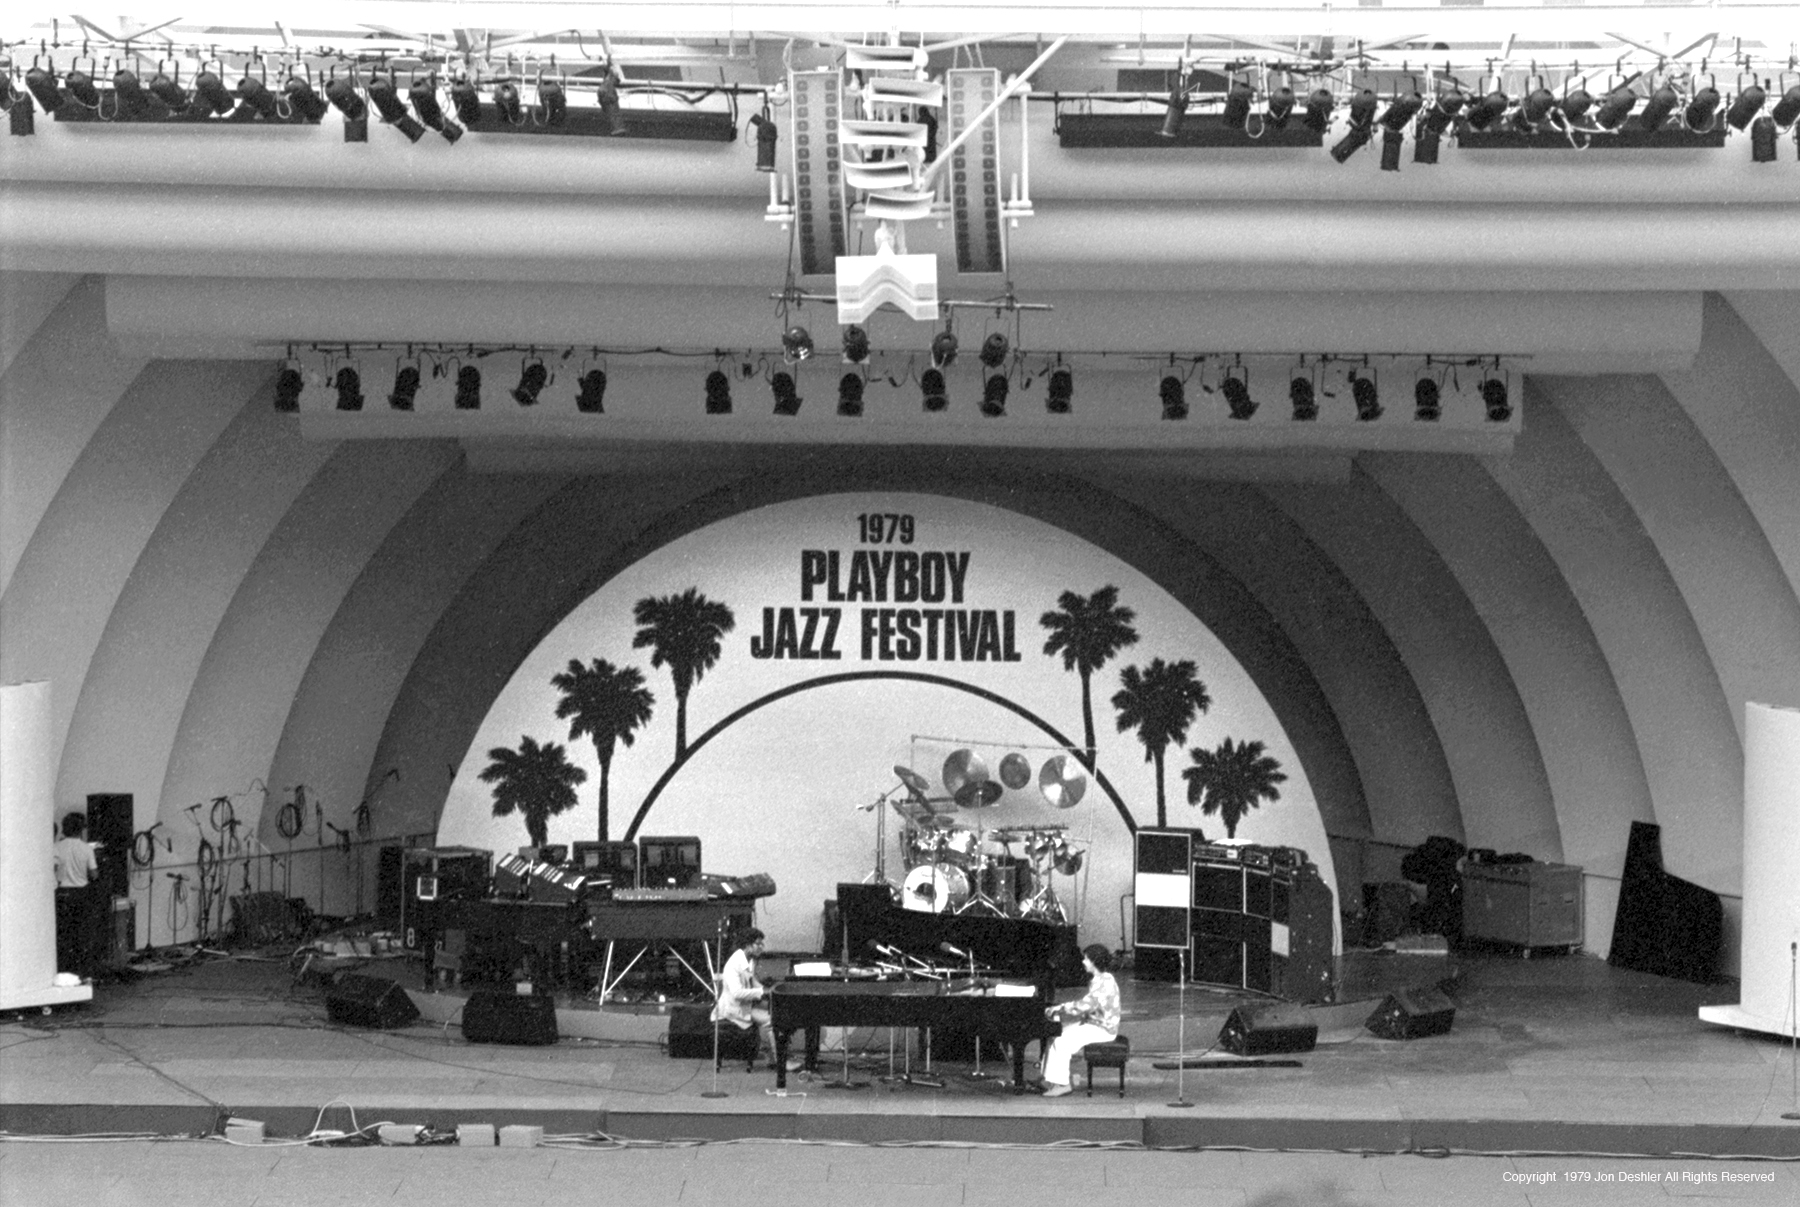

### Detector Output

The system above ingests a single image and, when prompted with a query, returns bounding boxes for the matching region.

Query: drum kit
[878,747,1089,924]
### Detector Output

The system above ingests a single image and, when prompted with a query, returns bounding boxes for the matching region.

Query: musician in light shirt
[711,927,804,1071]
[1039,944,1121,1097]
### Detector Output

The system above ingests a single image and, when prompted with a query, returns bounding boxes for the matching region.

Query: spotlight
[1594,85,1638,130]
[1726,83,1766,130]
[454,365,481,409]
[326,73,369,142]
[1159,375,1188,421]
[771,371,802,416]
[235,74,282,122]
[782,325,815,362]
[1266,86,1295,128]
[113,68,153,119]
[368,72,425,141]
[981,374,1009,417]
[1750,114,1778,162]
[274,365,304,412]
[63,68,100,110]
[148,66,188,110]
[493,80,524,125]
[978,333,1009,369]
[1160,78,1187,138]
[1221,79,1254,130]
[750,105,780,169]
[598,70,627,136]
[1289,376,1317,420]
[1464,88,1509,131]
[704,369,733,414]
[410,76,463,142]
[25,65,64,114]
[1638,84,1678,131]
[1413,125,1441,165]
[512,361,548,406]
[1330,90,1378,162]
[1480,377,1511,421]
[450,77,481,126]
[1561,86,1595,124]
[1414,377,1441,421]
[1379,127,1403,171]
[1422,88,1465,135]
[334,366,365,411]
[837,373,864,417]
[1046,367,1073,415]
[576,369,607,412]
[1301,88,1334,135]
[538,78,567,127]
[1380,92,1424,132]
[1222,374,1257,420]
[1683,85,1721,133]
[930,329,958,368]
[1350,373,1382,421]
[841,325,870,365]
[921,368,948,412]
[1511,86,1556,132]
[388,365,421,410]
[1772,84,1800,127]
[284,75,330,123]
[192,69,236,117]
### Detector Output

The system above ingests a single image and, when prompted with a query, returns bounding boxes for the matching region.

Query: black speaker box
[86,793,133,899]
[1219,1002,1319,1055]
[462,989,559,1045]
[1366,986,1456,1039]
[325,974,420,1029]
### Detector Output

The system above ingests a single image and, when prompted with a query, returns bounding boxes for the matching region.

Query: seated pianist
[1034,944,1120,1098]
[713,927,805,1072]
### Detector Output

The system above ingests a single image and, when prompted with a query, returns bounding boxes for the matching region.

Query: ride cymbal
[1038,755,1088,809]
[941,748,989,796]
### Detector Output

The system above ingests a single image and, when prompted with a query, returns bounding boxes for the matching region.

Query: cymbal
[941,748,989,796]
[955,780,1004,809]
[998,752,1032,790]
[1038,755,1088,809]
[893,765,933,799]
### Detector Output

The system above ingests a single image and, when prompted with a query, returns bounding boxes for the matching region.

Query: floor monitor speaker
[324,974,420,1030]
[1366,986,1456,1040]
[462,990,559,1045]
[1218,1001,1319,1055]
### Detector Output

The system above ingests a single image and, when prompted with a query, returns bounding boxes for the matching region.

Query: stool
[714,1020,759,1072]
[1083,1036,1130,1097]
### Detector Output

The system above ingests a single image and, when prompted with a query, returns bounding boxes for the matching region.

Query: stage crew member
[52,812,102,976]
[1039,944,1121,1097]
[712,927,803,1071]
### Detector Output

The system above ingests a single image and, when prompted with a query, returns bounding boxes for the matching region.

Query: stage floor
[2,948,1796,1159]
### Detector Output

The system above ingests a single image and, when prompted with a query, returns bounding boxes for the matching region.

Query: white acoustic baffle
[0,681,93,1009]
[1700,702,1800,1036]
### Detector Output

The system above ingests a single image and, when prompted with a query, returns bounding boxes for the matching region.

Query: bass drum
[901,863,971,914]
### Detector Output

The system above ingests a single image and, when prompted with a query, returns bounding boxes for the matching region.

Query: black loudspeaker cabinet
[573,840,640,889]
[1133,829,1197,981]
[638,835,701,888]
[1366,986,1457,1040]
[86,793,133,899]
[462,989,559,1046]
[325,974,421,1029]
[1219,1001,1319,1055]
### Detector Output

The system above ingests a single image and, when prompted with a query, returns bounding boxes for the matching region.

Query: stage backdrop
[438,492,1338,953]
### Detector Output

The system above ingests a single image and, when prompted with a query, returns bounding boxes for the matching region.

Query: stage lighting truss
[277,343,1523,453]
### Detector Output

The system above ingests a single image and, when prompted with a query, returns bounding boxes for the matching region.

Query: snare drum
[901,863,970,914]
[938,827,979,867]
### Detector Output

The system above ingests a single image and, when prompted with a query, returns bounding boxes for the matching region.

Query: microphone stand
[1783,941,1799,1121]
[1169,946,1195,1109]
[701,918,728,1099]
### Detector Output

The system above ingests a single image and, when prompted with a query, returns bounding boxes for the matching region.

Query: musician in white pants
[1039,944,1121,1097]
[712,927,803,1071]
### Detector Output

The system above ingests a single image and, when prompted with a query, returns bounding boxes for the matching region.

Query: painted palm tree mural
[1112,657,1212,828]
[632,587,736,760]
[551,658,655,844]
[1183,738,1287,838]
[1039,585,1139,772]
[478,736,587,847]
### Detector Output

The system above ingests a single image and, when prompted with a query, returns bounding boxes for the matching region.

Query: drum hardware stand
[955,828,1011,918]
[1169,947,1196,1109]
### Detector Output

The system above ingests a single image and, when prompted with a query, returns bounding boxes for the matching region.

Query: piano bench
[716,1021,759,1072]
[1083,1037,1130,1098]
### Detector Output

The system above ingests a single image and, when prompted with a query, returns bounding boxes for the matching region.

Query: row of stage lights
[1157,66,1800,163]
[275,340,1514,425]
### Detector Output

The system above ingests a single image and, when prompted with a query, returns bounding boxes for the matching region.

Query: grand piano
[769,975,1055,1092]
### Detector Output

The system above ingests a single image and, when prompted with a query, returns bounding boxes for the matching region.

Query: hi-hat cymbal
[955,780,1004,809]
[998,752,1032,790]
[941,749,990,796]
[894,765,933,799]
[1038,755,1089,809]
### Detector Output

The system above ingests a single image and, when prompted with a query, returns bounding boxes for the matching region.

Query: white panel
[1699,702,1800,1037]
[0,681,88,1009]
[1135,872,1192,909]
